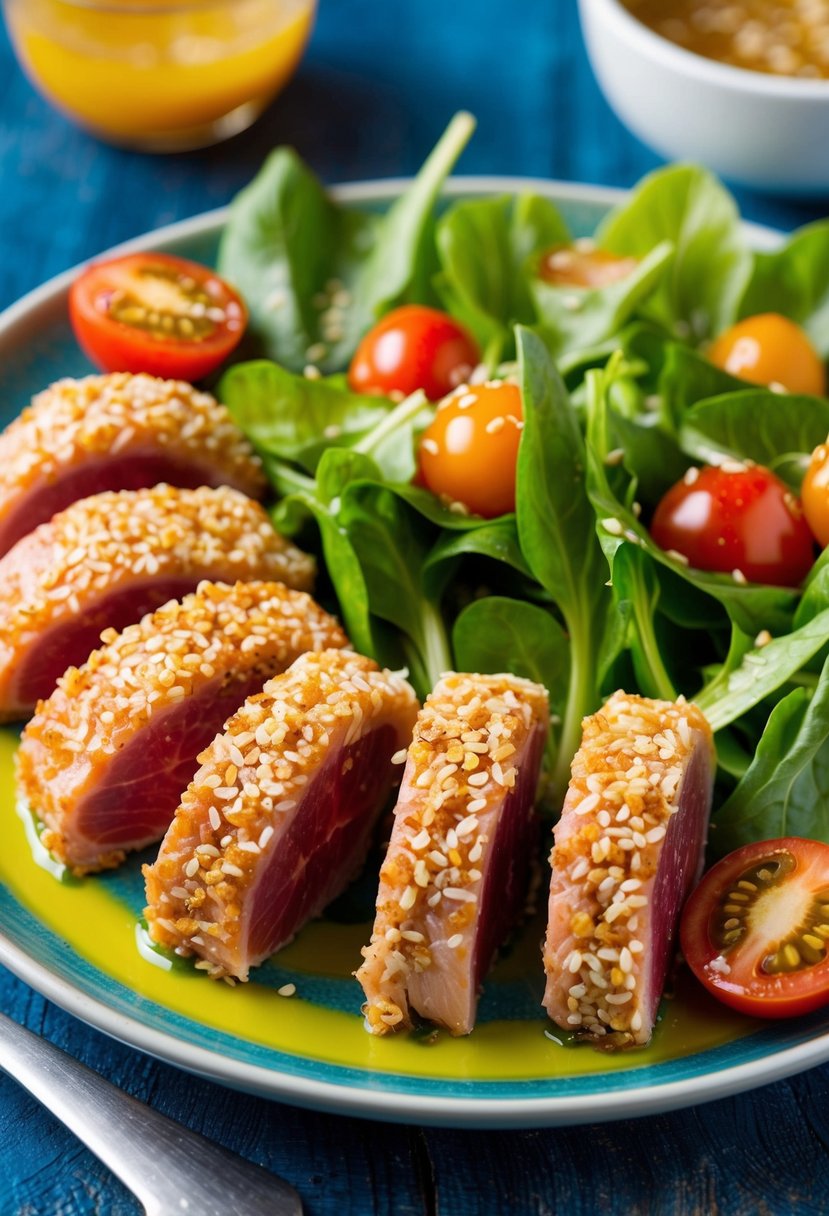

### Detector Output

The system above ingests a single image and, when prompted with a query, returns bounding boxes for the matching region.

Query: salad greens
[218,116,829,856]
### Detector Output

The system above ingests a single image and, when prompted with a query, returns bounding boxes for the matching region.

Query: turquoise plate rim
[0,177,818,1129]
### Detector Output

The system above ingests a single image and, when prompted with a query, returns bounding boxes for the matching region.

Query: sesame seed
[447,934,464,949]
[278,983,297,997]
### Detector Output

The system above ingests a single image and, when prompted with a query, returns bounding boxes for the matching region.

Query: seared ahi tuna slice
[0,373,266,557]
[0,484,314,721]
[143,650,419,981]
[356,672,549,1037]
[16,581,347,874]
[542,692,714,1048]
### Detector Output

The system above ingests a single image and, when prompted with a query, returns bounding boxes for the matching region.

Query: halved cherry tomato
[538,243,638,289]
[801,441,829,548]
[348,305,479,401]
[650,463,815,587]
[418,381,522,518]
[69,252,247,381]
[680,838,829,1018]
[707,313,826,396]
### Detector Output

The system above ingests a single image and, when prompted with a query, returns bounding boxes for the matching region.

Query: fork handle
[0,1010,302,1216]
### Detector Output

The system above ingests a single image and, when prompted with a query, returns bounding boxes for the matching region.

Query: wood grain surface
[2,2,829,1212]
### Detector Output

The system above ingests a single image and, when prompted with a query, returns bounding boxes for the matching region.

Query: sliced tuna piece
[542,692,714,1048]
[143,650,419,981]
[16,580,348,874]
[356,672,549,1037]
[0,373,266,557]
[0,484,314,721]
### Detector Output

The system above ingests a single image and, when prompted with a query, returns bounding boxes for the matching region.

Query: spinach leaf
[422,518,531,599]
[712,656,829,855]
[610,543,676,701]
[452,596,570,750]
[696,607,829,730]
[657,341,747,430]
[740,221,829,357]
[218,113,475,373]
[533,241,674,358]
[584,366,798,638]
[338,481,451,696]
[680,390,829,486]
[219,359,392,471]
[515,326,612,795]
[598,164,751,342]
[435,193,569,358]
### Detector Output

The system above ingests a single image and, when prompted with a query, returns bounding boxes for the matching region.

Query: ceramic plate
[1,178,826,1130]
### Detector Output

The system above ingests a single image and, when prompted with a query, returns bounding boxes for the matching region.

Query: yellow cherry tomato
[417,382,523,518]
[708,313,826,396]
[538,244,638,288]
[801,441,829,547]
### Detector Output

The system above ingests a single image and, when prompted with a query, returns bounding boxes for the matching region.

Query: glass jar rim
[6,0,268,12]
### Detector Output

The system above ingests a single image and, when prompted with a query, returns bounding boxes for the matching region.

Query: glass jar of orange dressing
[3,0,316,151]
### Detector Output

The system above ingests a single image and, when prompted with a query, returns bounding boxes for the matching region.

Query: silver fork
[0,1010,303,1216]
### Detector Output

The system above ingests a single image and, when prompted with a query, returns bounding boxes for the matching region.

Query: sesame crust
[143,649,419,981]
[16,580,348,873]
[543,692,713,1047]
[357,671,549,1035]
[0,372,266,512]
[0,484,314,717]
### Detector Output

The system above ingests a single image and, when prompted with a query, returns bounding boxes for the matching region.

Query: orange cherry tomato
[69,252,247,380]
[348,305,479,401]
[418,382,523,518]
[707,313,826,396]
[538,244,638,289]
[650,463,815,587]
[801,441,829,548]
[680,838,829,1019]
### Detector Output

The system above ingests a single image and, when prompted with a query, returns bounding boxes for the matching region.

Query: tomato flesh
[707,313,826,397]
[348,305,479,401]
[69,252,247,381]
[538,243,638,289]
[418,381,522,518]
[650,463,815,587]
[680,838,829,1018]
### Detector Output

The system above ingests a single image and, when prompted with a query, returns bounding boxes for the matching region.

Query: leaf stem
[418,598,454,693]
[354,391,428,459]
[552,623,592,802]
[632,596,676,701]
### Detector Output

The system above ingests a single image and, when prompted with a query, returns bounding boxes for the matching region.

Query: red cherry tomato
[348,305,479,401]
[680,838,829,1019]
[707,313,826,397]
[538,244,638,288]
[650,463,815,587]
[801,441,829,548]
[69,252,247,381]
[417,382,522,518]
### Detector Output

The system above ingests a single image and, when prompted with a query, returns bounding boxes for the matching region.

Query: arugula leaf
[218,113,475,373]
[680,389,829,485]
[219,359,392,472]
[696,608,829,730]
[532,241,674,358]
[515,326,612,795]
[435,193,569,358]
[598,164,751,342]
[740,221,829,357]
[712,656,829,855]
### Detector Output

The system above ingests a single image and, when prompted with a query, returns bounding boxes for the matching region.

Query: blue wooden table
[2,3,829,1212]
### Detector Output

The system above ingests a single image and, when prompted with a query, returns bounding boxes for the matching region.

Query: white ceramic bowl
[579,0,829,195]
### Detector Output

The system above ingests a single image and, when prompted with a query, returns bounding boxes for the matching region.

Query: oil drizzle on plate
[0,727,757,1082]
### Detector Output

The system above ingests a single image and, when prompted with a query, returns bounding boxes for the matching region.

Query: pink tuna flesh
[13,578,198,712]
[247,724,398,965]
[0,452,243,559]
[473,726,545,989]
[641,743,713,1027]
[70,671,276,861]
